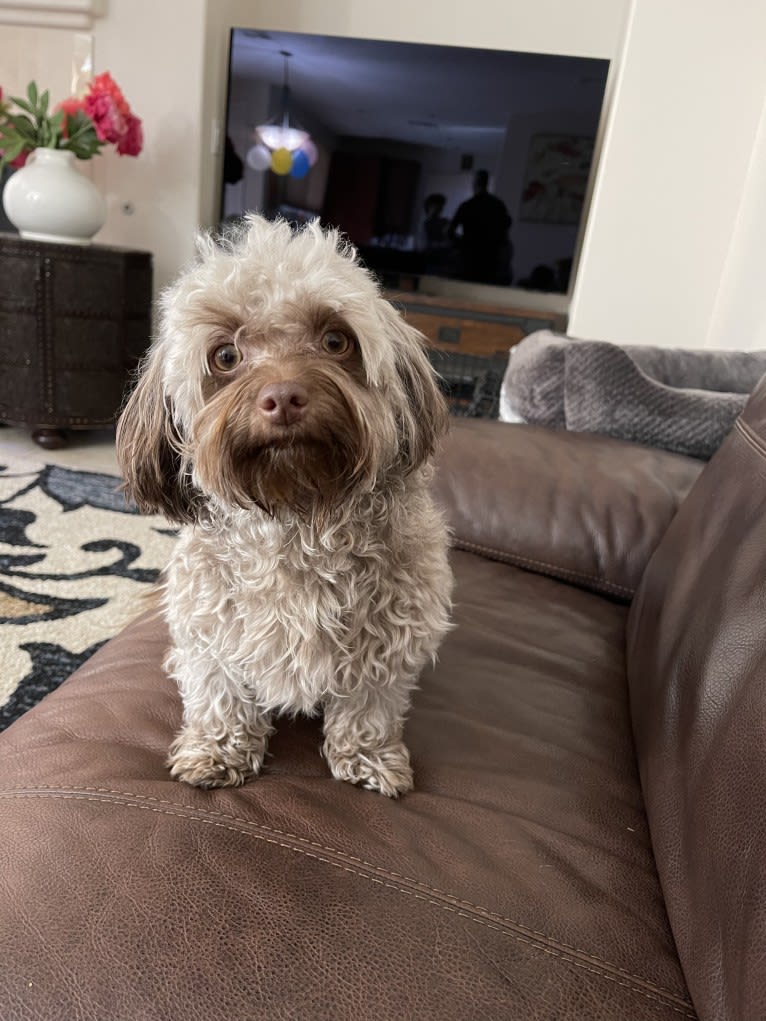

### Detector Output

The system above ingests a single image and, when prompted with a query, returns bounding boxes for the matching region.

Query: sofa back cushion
[627,376,766,1020]
[433,418,702,602]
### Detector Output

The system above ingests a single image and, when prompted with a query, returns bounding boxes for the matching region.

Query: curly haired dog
[116,215,453,797]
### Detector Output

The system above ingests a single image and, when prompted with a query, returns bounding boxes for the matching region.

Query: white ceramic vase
[1,148,106,245]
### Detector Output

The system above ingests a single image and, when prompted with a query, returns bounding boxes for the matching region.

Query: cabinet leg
[32,428,67,450]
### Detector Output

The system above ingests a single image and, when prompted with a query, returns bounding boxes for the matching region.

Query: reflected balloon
[290,150,310,179]
[245,143,271,171]
[271,147,293,175]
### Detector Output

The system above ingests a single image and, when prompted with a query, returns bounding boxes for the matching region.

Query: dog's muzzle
[192,366,378,517]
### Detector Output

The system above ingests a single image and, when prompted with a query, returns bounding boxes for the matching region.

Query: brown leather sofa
[2,381,765,1020]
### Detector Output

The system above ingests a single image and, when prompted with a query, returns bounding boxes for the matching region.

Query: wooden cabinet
[387,290,566,418]
[387,291,566,358]
[0,234,152,447]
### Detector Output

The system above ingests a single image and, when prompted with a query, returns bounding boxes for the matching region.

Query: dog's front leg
[322,686,414,798]
[166,650,274,789]
[168,707,274,789]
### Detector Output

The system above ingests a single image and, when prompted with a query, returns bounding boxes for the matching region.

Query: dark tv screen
[221,29,609,297]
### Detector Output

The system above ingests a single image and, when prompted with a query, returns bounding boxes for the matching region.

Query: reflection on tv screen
[221,30,609,298]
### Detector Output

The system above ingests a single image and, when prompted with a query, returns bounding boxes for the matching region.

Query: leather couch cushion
[433,419,703,602]
[628,380,766,1021]
[0,553,695,1019]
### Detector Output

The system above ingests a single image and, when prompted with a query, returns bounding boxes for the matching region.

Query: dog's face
[116,216,448,523]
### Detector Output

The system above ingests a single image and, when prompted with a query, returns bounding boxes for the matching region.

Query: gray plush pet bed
[500,330,766,459]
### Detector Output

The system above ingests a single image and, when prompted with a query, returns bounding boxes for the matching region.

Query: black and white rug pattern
[0,456,177,730]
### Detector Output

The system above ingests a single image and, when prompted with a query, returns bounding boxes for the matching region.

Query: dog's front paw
[167,729,266,789]
[323,740,414,798]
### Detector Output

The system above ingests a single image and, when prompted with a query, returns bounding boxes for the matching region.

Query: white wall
[706,94,766,352]
[568,0,766,348]
[0,0,208,292]
[88,0,208,291]
[1,0,764,350]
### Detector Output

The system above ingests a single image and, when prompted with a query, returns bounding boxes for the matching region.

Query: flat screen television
[221,29,609,300]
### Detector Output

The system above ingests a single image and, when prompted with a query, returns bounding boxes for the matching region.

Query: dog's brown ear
[385,308,450,472]
[116,356,199,524]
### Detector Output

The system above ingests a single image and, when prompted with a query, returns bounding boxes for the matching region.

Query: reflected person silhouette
[448,170,513,284]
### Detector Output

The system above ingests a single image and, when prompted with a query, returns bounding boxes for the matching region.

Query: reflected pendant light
[256,50,309,156]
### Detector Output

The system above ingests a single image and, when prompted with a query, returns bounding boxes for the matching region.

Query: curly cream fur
[116,215,452,796]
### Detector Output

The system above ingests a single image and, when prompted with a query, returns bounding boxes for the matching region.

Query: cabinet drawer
[388,294,565,359]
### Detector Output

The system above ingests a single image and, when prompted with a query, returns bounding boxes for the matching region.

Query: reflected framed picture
[519,134,594,225]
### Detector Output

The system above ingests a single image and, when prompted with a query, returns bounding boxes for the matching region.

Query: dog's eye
[211,344,242,373]
[321,330,353,356]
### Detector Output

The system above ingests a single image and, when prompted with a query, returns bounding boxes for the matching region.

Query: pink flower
[89,72,131,118]
[80,72,143,156]
[116,113,143,156]
[56,96,85,117]
[84,91,127,144]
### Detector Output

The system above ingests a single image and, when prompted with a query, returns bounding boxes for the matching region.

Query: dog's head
[116,215,448,523]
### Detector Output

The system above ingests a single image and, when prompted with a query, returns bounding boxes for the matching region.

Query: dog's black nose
[257,381,309,426]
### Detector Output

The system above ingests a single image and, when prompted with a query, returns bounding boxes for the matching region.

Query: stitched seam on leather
[452,538,634,598]
[0,785,668,982]
[0,787,694,1014]
[734,417,766,459]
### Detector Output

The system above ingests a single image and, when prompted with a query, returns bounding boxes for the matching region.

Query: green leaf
[62,110,88,136]
[63,111,102,150]
[27,81,38,107]
[9,96,36,116]
[0,138,26,166]
[39,90,49,116]
[49,117,63,146]
[60,112,103,158]
[6,114,37,138]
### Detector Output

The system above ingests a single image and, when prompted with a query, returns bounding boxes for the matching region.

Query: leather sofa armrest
[432,418,703,601]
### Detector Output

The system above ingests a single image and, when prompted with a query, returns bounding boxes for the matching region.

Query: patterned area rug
[0,454,177,731]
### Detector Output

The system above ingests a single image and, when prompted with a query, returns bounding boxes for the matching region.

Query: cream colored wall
[0,25,72,101]
[87,0,207,291]
[706,95,766,352]
[568,0,766,349]
[2,0,765,350]
[0,0,207,291]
